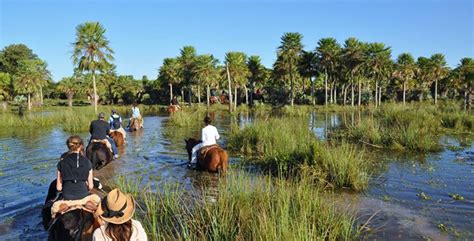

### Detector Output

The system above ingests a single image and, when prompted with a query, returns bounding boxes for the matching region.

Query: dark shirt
[171,99,179,105]
[89,119,110,140]
[57,152,92,200]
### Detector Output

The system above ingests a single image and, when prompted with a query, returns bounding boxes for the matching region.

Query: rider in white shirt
[190,116,220,165]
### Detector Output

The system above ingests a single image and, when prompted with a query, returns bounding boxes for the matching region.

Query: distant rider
[109,109,126,139]
[171,96,181,110]
[128,102,143,129]
[89,112,119,159]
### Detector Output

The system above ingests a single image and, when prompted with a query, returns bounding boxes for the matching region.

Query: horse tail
[217,149,228,175]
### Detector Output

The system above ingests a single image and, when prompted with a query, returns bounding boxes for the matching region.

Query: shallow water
[0,111,472,240]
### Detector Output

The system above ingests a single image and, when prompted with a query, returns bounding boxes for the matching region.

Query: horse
[167,105,180,115]
[86,141,113,170]
[219,94,229,104]
[42,180,101,241]
[109,131,124,147]
[129,118,143,132]
[209,96,219,105]
[184,138,228,174]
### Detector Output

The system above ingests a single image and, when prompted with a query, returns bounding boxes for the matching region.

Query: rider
[170,95,181,110]
[56,136,93,200]
[128,102,143,129]
[109,109,126,139]
[190,116,220,167]
[90,112,119,159]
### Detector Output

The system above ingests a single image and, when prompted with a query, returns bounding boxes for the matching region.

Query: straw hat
[97,188,135,224]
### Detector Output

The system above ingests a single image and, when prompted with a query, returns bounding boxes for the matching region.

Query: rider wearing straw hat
[93,188,147,240]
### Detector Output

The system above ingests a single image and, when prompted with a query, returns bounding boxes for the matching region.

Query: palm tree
[316,38,341,106]
[298,50,318,105]
[365,43,392,107]
[247,55,266,105]
[0,72,12,101]
[278,32,303,106]
[178,46,197,105]
[193,54,219,108]
[393,53,417,105]
[428,54,449,104]
[13,59,47,110]
[416,56,431,101]
[342,38,366,106]
[72,22,114,113]
[57,76,83,107]
[451,58,474,109]
[159,58,181,102]
[225,52,250,110]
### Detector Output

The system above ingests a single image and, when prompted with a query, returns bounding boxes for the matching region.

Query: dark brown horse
[42,180,101,241]
[109,131,124,147]
[86,141,113,170]
[167,105,179,115]
[129,118,143,132]
[185,138,228,173]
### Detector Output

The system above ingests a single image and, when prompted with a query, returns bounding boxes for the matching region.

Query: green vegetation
[0,105,165,133]
[114,171,360,241]
[332,102,473,152]
[228,117,369,191]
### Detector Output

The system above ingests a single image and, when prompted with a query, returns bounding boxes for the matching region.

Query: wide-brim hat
[97,188,135,224]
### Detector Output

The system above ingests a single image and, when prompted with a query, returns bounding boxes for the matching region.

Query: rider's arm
[215,127,220,140]
[87,170,93,191]
[89,122,93,135]
[56,170,62,191]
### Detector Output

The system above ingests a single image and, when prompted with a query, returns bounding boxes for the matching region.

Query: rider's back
[90,120,110,140]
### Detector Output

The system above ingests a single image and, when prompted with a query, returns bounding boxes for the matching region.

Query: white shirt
[93,219,147,241]
[131,107,141,118]
[201,125,220,146]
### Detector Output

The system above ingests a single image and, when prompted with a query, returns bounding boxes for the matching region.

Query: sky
[1,0,473,81]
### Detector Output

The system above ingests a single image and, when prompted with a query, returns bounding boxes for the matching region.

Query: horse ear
[184,139,188,144]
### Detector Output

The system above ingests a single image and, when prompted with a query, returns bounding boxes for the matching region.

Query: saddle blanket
[92,139,113,153]
[51,194,101,218]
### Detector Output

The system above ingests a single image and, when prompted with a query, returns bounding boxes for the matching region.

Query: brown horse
[109,131,124,147]
[86,141,113,170]
[129,118,143,132]
[185,138,228,174]
[43,180,101,241]
[167,105,180,115]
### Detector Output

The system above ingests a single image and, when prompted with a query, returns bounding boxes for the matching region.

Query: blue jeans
[106,136,119,155]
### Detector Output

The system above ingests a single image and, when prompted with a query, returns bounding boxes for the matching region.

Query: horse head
[86,142,113,170]
[184,138,201,162]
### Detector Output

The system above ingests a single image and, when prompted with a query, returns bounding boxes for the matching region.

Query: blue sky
[1,0,473,81]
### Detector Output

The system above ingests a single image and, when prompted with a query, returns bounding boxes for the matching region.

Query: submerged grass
[114,171,360,241]
[0,105,165,133]
[332,102,473,152]
[228,118,369,191]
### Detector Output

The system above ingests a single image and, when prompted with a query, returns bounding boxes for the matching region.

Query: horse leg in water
[218,149,229,174]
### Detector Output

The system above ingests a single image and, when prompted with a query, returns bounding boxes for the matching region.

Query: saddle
[91,139,113,153]
[51,194,101,218]
[198,144,220,160]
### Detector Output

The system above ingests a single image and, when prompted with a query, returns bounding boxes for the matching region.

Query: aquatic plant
[114,171,360,240]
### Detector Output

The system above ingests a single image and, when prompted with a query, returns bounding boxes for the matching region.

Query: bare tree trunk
[249,80,254,106]
[379,86,382,105]
[40,85,43,106]
[358,78,361,106]
[311,76,315,106]
[226,65,233,112]
[207,85,210,108]
[27,93,31,110]
[375,80,378,107]
[234,86,238,110]
[290,63,294,106]
[169,84,173,102]
[181,89,184,103]
[324,70,328,106]
[403,82,406,105]
[244,85,248,105]
[329,81,333,104]
[197,86,201,104]
[351,79,355,106]
[67,93,73,107]
[92,71,98,113]
[464,89,468,110]
[334,85,337,105]
[434,79,438,105]
[188,87,192,106]
[342,84,347,106]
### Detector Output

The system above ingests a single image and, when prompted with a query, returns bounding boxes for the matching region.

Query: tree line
[1,22,472,111]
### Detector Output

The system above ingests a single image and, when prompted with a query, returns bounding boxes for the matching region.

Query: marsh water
[0,111,472,240]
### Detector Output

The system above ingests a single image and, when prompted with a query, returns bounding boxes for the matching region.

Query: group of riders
[44,98,224,240]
